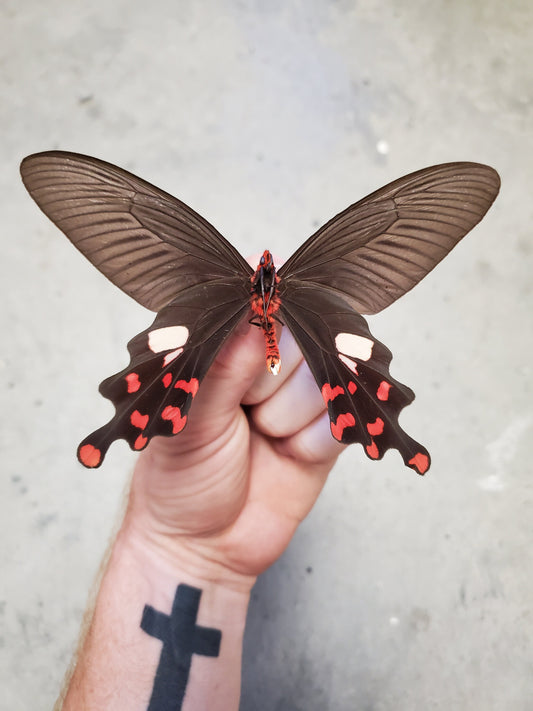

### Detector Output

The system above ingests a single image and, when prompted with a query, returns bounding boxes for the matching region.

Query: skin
[59,300,344,711]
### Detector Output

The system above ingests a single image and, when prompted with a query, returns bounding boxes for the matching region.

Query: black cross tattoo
[141,584,222,711]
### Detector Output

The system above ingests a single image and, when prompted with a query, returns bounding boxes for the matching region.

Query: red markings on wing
[321,383,345,404]
[174,378,199,396]
[367,417,384,436]
[125,372,141,393]
[161,405,187,434]
[377,381,391,401]
[78,443,101,468]
[330,412,356,440]
[130,410,149,430]
[366,440,379,459]
[408,452,430,475]
[348,381,357,395]
[134,434,148,450]
[161,374,199,393]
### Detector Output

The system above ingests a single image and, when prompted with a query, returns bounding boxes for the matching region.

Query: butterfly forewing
[20,151,253,312]
[279,162,500,315]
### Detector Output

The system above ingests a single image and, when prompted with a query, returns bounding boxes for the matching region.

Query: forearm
[59,517,255,711]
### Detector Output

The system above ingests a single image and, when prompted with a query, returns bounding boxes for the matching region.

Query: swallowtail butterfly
[20,152,500,473]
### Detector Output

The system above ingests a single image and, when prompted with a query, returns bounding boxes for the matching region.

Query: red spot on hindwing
[134,434,148,450]
[377,381,391,401]
[78,444,101,468]
[125,372,141,393]
[348,381,357,395]
[367,417,385,436]
[321,383,345,404]
[409,452,430,474]
[366,440,379,459]
[174,378,199,396]
[330,412,356,440]
[162,373,172,388]
[161,405,187,434]
[130,410,149,430]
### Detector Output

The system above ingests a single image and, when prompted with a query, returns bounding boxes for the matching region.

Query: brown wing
[77,280,251,467]
[279,162,500,315]
[20,151,253,312]
[279,283,430,474]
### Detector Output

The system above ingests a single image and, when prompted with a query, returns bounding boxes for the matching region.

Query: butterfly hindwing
[279,283,430,474]
[78,281,250,467]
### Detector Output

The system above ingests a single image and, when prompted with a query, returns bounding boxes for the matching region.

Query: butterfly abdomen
[262,319,281,375]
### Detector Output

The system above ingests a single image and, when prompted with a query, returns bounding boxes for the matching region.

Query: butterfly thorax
[250,250,281,375]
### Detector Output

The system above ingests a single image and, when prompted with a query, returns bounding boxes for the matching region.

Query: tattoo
[141,584,222,711]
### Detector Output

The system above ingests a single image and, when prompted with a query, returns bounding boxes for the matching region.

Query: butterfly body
[250,250,282,375]
[20,152,500,473]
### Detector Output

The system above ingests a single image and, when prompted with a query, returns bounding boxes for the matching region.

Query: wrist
[119,507,257,596]
[62,509,252,710]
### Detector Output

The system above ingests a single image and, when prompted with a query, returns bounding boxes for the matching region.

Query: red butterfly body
[250,250,282,375]
[20,152,500,473]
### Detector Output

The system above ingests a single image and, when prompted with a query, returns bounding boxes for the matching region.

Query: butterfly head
[260,249,273,268]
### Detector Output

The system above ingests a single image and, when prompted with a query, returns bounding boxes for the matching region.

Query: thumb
[164,319,267,450]
[193,319,267,422]
[144,321,267,464]
[187,251,283,431]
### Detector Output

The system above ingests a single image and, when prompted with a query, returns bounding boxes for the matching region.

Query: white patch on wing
[338,353,359,375]
[148,326,189,353]
[335,332,374,362]
[163,348,184,366]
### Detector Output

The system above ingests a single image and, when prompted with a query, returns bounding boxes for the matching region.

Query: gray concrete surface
[1,1,532,709]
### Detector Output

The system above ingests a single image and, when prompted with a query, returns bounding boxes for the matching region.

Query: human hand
[124,316,344,587]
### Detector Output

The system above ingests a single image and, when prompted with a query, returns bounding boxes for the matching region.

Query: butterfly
[20,152,500,473]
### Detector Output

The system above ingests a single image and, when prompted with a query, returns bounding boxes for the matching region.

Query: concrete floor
[1,1,532,708]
